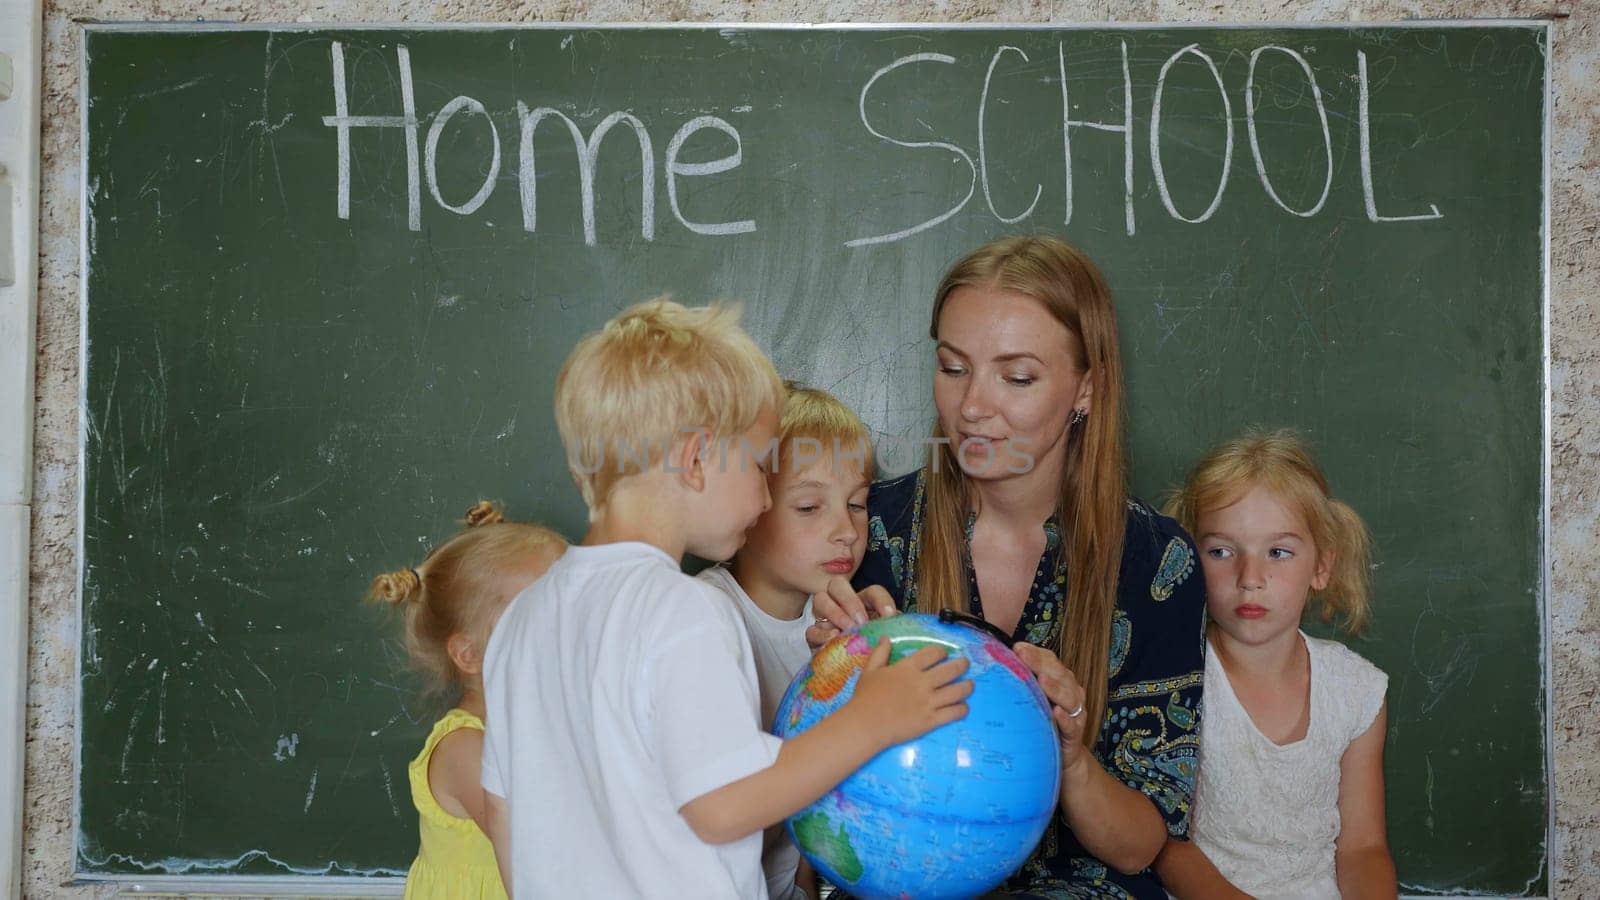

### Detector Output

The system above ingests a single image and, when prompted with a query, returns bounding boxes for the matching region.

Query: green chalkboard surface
[81,24,1547,893]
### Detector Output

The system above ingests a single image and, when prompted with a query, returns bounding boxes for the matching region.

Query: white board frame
[0,2,42,899]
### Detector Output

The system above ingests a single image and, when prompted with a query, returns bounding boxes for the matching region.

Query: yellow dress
[403,708,509,900]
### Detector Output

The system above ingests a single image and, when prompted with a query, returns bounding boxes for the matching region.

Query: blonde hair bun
[368,568,422,606]
[464,500,505,528]
[365,504,568,700]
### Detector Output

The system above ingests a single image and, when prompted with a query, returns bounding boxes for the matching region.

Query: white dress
[1188,633,1387,900]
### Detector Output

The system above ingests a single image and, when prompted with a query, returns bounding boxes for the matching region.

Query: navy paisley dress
[852,470,1207,899]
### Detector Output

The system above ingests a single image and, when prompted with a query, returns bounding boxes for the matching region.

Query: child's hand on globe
[806,579,898,650]
[847,640,973,744]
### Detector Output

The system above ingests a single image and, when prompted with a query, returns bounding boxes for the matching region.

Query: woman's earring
[1070,408,1087,427]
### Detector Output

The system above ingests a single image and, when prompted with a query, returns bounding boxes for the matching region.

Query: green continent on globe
[792,812,864,883]
[866,614,955,664]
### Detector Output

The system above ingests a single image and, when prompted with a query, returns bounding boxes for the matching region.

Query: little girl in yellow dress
[369,502,565,899]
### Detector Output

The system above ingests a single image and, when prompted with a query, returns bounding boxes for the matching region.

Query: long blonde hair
[916,235,1128,746]
[1165,429,1374,634]
[367,502,566,698]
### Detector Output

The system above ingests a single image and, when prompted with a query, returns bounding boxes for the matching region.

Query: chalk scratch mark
[303,767,319,813]
[120,689,152,778]
[131,75,212,101]
[257,476,331,511]
[75,847,405,877]
[156,671,169,745]
[380,757,399,818]
[241,651,275,688]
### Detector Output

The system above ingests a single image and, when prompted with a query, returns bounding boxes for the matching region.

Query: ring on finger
[1066,703,1085,719]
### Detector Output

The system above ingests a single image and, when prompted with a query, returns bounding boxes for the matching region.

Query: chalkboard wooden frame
[73,19,1552,897]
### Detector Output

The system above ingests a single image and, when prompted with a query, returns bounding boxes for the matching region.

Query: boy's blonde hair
[554,298,784,513]
[368,501,566,698]
[1164,429,1374,635]
[774,382,875,478]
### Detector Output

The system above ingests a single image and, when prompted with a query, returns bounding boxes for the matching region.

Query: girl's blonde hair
[917,235,1128,747]
[367,501,566,697]
[1165,429,1373,635]
[774,382,874,479]
[555,298,785,515]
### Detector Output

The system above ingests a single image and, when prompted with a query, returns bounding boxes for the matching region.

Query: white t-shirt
[1189,632,1388,900]
[696,565,814,728]
[697,565,815,900]
[481,542,782,899]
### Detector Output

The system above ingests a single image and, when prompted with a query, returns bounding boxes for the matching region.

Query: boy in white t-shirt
[480,300,972,899]
[698,383,875,900]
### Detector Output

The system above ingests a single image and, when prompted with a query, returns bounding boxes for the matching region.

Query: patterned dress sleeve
[1095,503,1209,839]
[853,514,903,603]
[852,472,920,610]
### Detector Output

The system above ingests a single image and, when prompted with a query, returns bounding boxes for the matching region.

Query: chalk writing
[319,40,1445,246]
[1246,46,1332,218]
[1151,44,1233,224]
[426,95,500,216]
[1358,50,1445,222]
[1060,40,1134,236]
[979,45,1042,225]
[322,42,755,244]
[843,52,976,248]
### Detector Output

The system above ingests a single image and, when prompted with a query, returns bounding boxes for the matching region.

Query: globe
[772,612,1061,900]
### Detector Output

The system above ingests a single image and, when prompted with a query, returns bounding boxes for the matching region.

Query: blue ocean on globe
[772,612,1061,900]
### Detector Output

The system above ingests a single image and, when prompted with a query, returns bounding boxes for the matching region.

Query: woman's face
[933,284,1092,483]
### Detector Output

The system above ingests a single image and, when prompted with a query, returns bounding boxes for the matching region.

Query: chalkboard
[80,24,1547,894]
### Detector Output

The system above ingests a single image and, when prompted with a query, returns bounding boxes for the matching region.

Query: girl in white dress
[1156,430,1397,899]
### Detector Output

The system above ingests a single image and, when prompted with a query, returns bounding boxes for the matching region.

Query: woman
[812,235,1206,898]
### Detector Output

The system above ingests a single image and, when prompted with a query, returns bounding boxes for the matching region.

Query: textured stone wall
[27,0,1597,896]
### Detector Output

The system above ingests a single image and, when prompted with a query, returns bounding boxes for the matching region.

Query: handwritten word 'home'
[320,40,1441,246]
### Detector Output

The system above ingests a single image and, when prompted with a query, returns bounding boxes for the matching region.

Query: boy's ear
[670,428,710,492]
[1312,548,1334,592]
[446,632,483,676]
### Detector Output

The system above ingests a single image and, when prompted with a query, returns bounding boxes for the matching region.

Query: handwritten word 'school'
[320,40,1443,246]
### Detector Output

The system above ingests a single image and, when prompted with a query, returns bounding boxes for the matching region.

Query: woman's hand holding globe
[1012,643,1090,772]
